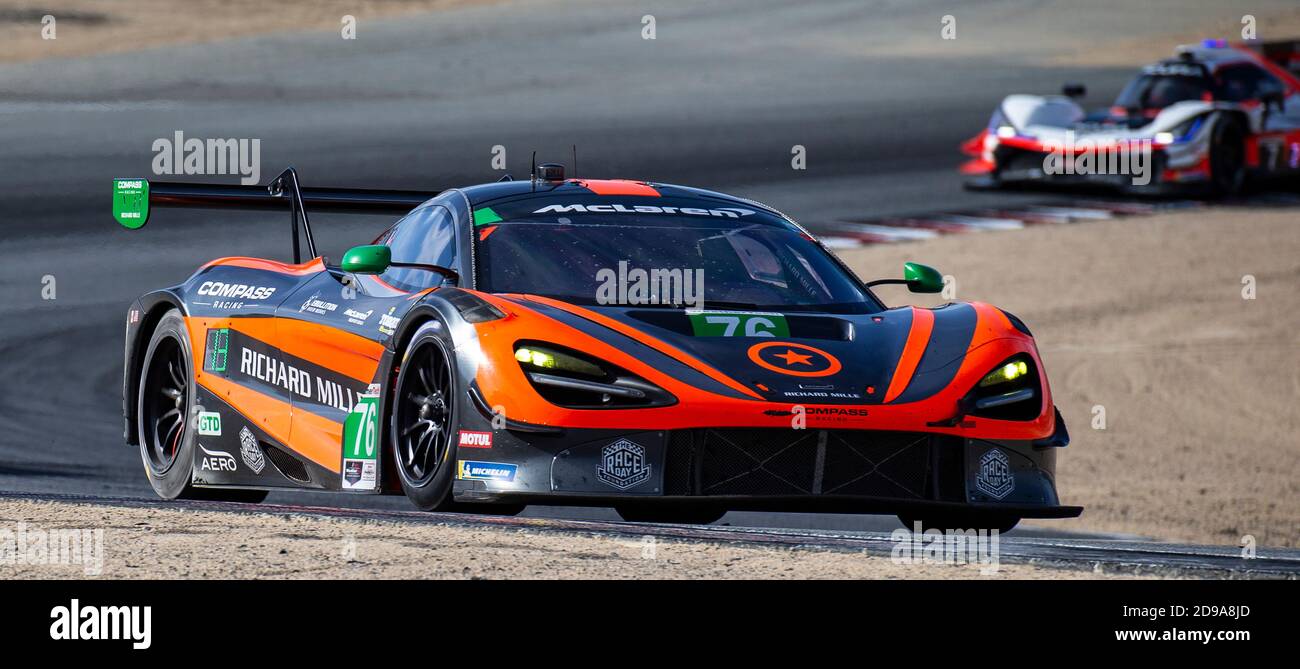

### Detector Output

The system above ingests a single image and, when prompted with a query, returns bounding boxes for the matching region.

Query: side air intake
[262,443,312,484]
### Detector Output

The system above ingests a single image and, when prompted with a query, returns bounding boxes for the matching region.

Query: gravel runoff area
[0,498,1144,579]
[846,206,1300,548]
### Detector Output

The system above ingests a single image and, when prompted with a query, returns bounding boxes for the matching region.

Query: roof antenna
[530,151,537,191]
[572,144,578,180]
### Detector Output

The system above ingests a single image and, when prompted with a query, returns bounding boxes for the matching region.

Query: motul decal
[457,430,493,449]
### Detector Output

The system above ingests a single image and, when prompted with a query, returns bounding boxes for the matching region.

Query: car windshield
[475,215,877,313]
[1114,74,1210,110]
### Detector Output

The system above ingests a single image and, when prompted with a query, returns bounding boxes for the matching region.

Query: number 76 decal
[687,311,790,337]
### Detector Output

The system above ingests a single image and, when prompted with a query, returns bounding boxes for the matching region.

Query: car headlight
[513,342,675,409]
[515,345,604,378]
[966,355,1041,420]
[979,360,1030,387]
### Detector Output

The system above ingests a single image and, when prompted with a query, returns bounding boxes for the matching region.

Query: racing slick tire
[615,503,727,525]
[897,512,1021,534]
[137,309,266,503]
[1209,116,1247,197]
[391,320,460,511]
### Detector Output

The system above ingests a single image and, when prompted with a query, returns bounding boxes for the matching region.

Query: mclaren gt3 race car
[116,165,1079,530]
[961,39,1300,195]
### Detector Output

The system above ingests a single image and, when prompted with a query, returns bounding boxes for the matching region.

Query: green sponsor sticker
[113,179,149,229]
[472,207,503,226]
[343,395,379,461]
[197,411,222,436]
[687,311,790,338]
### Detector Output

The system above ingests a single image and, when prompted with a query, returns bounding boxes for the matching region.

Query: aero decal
[216,329,370,421]
[884,308,934,403]
[746,342,842,378]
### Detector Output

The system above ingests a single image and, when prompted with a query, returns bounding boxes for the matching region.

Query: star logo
[747,341,842,377]
[773,349,813,366]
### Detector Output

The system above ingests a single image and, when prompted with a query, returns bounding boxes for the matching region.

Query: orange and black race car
[116,164,1079,530]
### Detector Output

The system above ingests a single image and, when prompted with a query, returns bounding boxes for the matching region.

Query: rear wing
[1246,39,1300,78]
[112,168,438,263]
[1238,39,1300,91]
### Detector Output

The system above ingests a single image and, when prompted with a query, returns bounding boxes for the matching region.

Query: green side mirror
[341,245,391,274]
[904,262,944,294]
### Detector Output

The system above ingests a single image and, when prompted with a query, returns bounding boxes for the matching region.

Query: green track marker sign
[113,179,150,229]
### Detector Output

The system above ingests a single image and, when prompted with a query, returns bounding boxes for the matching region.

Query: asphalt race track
[5,492,1298,578]
[1,0,1296,561]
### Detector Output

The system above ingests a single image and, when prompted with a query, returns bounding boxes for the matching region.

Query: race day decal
[976,448,1015,500]
[239,426,266,475]
[597,438,651,490]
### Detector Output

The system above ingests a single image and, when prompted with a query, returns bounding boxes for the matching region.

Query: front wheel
[391,321,459,511]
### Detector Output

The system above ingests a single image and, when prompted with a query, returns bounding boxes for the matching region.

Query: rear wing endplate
[112,168,438,263]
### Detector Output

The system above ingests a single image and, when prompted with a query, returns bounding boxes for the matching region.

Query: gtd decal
[747,342,842,377]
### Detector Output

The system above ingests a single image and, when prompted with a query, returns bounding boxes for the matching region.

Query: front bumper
[451,421,1079,518]
[970,144,1210,194]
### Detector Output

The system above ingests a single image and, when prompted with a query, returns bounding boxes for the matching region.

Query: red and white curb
[813,194,1299,248]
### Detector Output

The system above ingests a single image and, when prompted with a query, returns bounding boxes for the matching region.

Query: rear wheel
[897,512,1020,534]
[137,310,266,503]
[1209,117,1246,197]
[616,504,727,525]
[391,322,458,511]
